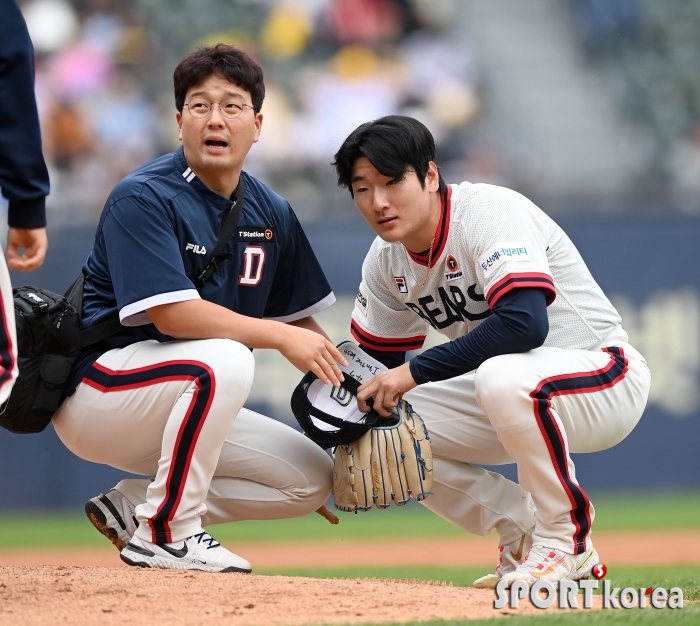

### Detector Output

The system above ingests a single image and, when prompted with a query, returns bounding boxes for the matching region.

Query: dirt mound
[0,566,600,625]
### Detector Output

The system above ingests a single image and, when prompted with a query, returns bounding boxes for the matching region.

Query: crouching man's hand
[356,362,417,417]
[276,325,348,387]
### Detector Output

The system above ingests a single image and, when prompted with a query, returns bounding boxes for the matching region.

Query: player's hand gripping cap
[291,341,433,512]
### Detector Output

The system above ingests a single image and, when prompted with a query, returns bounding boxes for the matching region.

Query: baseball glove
[333,398,433,512]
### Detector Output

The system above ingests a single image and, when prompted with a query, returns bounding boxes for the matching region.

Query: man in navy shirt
[0,0,50,402]
[53,44,345,573]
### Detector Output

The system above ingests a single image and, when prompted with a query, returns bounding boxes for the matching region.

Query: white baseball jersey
[349,181,649,556]
[351,182,625,353]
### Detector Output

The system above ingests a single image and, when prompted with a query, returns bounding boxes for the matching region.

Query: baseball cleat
[120,532,252,573]
[473,527,533,589]
[85,489,138,552]
[501,544,599,585]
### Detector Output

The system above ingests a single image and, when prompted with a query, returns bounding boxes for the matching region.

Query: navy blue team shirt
[67,147,334,394]
[0,0,50,228]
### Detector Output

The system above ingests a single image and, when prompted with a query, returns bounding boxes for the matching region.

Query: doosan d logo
[239,245,266,286]
[494,564,684,611]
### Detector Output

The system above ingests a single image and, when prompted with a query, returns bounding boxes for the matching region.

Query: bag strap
[36,305,71,348]
[195,175,246,289]
[76,315,124,348]
[60,274,121,348]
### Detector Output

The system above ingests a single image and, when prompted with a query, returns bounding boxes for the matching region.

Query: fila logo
[239,245,266,286]
[394,276,408,293]
[185,243,207,254]
[445,254,463,281]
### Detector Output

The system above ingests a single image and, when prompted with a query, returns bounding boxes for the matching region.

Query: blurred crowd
[14,0,700,227]
[19,0,167,225]
[570,0,700,212]
[18,0,481,225]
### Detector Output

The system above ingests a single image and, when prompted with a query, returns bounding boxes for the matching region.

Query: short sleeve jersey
[67,147,334,393]
[351,182,622,353]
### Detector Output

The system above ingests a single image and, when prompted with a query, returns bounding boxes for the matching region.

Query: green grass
[257,564,700,602]
[0,490,697,550]
[259,565,489,586]
[591,491,700,532]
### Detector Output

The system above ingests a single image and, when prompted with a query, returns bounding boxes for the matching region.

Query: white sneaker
[502,544,599,585]
[120,532,252,573]
[85,489,138,552]
[473,528,533,589]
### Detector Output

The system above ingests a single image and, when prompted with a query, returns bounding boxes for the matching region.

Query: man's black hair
[174,44,265,113]
[332,115,446,197]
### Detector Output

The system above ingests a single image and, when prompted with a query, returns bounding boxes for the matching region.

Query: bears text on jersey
[406,284,492,330]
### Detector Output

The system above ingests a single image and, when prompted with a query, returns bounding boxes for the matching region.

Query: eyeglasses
[183,99,255,119]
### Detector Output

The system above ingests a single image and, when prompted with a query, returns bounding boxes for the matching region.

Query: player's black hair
[174,44,265,113]
[332,115,446,197]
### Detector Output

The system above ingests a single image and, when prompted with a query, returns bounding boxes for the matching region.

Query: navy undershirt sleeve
[409,288,549,384]
[362,346,406,370]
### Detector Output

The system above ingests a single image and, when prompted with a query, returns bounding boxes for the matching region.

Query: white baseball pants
[0,249,18,404]
[405,336,650,554]
[53,338,333,544]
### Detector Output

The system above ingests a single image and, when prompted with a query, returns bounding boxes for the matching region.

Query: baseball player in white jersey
[332,115,651,587]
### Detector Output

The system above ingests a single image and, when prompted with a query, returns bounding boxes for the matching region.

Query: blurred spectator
[22,0,78,55]
[295,45,404,163]
[259,3,314,60]
[317,0,414,47]
[43,99,93,169]
[91,69,159,181]
[49,39,113,97]
[401,30,478,127]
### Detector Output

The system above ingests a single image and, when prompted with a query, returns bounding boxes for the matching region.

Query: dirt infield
[0,531,694,625]
[0,566,603,625]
